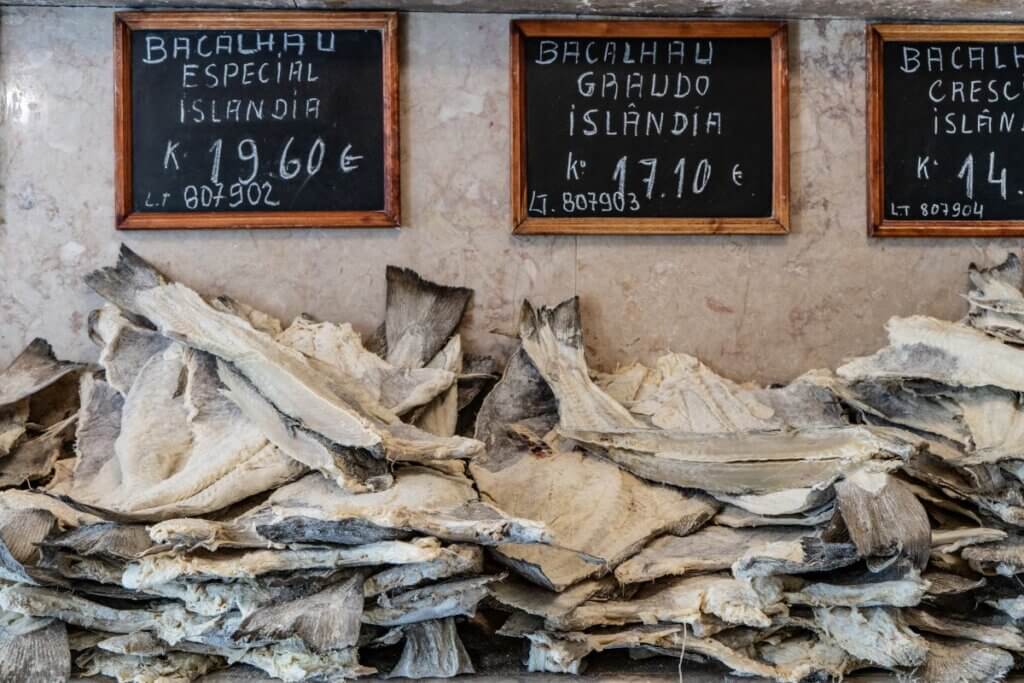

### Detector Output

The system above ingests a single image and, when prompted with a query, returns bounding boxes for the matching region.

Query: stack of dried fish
[482,255,1024,683]
[0,247,543,681]
[4,246,1024,682]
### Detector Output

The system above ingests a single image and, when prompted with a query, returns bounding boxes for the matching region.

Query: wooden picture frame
[114,11,400,230]
[509,20,790,235]
[868,23,1024,237]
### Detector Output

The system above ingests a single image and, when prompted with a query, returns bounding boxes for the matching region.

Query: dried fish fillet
[963,537,1024,576]
[237,575,362,652]
[277,316,455,416]
[0,414,75,489]
[915,636,1013,683]
[0,613,69,682]
[363,575,499,626]
[488,576,616,621]
[216,362,389,493]
[626,353,779,432]
[838,315,1024,392]
[521,624,684,675]
[835,470,931,571]
[519,298,641,432]
[472,348,715,591]
[732,536,859,579]
[86,246,387,452]
[905,608,1024,652]
[0,338,85,409]
[363,544,483,597]
[68,347,307,520]
[122,538,442,590]
[262,466,548,547]
[550,574,785,631]
[411,335,461,436]
[715,503,834,528]
[615,526,808,584]
[814,606,927,668]
[78,649,224,683]
[966,254,1024,343]
[387,618,474,679]
[565,426,910,515]
[89,305,172,396]
[382,266,472,370]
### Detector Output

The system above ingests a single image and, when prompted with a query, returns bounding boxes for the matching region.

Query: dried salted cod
[44,522,155,562]
[904,608,1024,652]
[826,377,970,445]
[77,649,224,683]
[615,526,809,584]
[628,353,780,431]
[122,537,442,590]
[236,574,362,652]
[0,338,86,410]
[0,507,58,584]
[924,570,985,598]
[838,315,1024,391]
[276,315,456,416]
[517,624,684,675]
[519,298,641,432]
[363,574,499,626]
[966,253,1024,343]
[387,618,474,679]
[732,535,859,579]
[0,489,102,529]
[931,527,1006,554]
[756,633,854,683]
[88,247,482,468]
[0,584,216,645]
[471,348,717,591]
[364,544,483,597]
[261,465,549,547]
[68,346,306,520]
[238,643,373,682]
[963,537,1024,575]
[216,363,390,493]
[0,413,75,489]
[411,335,461,437]
[0,612,70,682]
[488,576,616,621]
[381,265,472,369]
[715,502,834,528]
[953,387,1024,464]
[0,400,28,460]
[814,606,927,669]
[642,629,785,680]
[782,569,928,608]
[550,573,785,631]
[89,304,172,396]
[834,470,931,571]
[915,636,1014,683]
[566,426,911,515]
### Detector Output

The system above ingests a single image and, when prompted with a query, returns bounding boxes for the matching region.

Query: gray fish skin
[0,616,70,683]
[382,266,472,370]
[0,338,87,409]
[237,574,363,652]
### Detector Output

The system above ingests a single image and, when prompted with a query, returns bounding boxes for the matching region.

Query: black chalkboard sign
[114,12,399,230]
[869,24,1024,236]
[510,21,789,235]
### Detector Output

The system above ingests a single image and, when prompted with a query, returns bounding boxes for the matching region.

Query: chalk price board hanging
[114,12,399,230]
[510,21,790,235]
[868,24,1024,236]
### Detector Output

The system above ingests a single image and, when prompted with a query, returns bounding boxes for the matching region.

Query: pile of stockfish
[3,246,1024,682]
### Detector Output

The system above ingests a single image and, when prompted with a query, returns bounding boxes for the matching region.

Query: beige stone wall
[0,8,1019,383]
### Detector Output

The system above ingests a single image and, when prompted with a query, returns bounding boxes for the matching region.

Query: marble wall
[0,8,1019,384]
